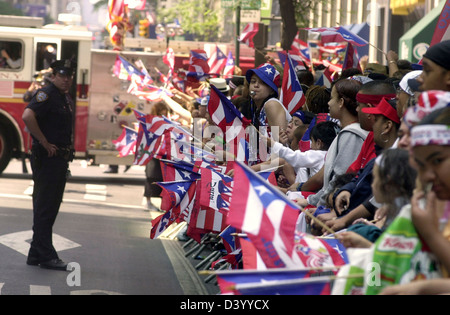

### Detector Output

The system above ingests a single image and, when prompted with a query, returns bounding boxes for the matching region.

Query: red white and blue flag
[227,161,303,268]
[294,232,348,268]
[208,45,227,75]
[200,167,233,214]
[112,126,137,157]
[223,51,235,78]
[342,43,361,70]
[315,67,334,88]
[277,50,307,69]
[306,26,368,47]
[291,36,311,66]
[208,85,251,160]
[114,55,150,83]
[160,159,201,182]
[134,121,166,165]
[216,268,331,295]
[133,114,188,165]
[239,23,259,48]
[280,53,306,115]
[212,225,242,269]
[208,85,251,135]
[150,179,197,239]
[187,49,210,80]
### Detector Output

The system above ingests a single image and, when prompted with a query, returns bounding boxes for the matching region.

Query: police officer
[22,59,75,271]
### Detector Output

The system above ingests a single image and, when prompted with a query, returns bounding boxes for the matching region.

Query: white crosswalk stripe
[30,285,51,295]
[84,184,107,201]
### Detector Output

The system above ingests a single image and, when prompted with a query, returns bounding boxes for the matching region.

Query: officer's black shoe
[39,259,68,271]
[26,258,40,266]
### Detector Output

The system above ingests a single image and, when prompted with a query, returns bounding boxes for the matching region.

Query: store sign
[241,10,261,23]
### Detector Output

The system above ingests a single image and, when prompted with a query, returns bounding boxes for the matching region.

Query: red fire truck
[0,15,173,174]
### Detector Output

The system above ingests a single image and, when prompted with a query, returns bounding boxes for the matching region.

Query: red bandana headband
[356,93,396,105]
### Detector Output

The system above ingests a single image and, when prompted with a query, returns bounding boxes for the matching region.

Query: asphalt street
[0,159,217,295]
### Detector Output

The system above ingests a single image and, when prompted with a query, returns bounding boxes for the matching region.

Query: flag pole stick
[300,206,337,235]
[198,265,344,275]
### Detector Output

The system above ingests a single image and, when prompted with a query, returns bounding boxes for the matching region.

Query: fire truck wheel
[0,126,12,175]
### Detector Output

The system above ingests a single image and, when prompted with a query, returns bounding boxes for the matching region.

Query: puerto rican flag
[342,43,361,71]
[216,268,331,295]
[227,161,304,268]
[239,23,259,48]
[112,126,137,157]
[208,45,227,75]
[187,49,210,80]
[199,167,233,214]
[315,67,334,88]
[208,85,251,131]
[430,0,450,46]
[294,232,348,268]
[160,159,201,182]
[134,121,166,165]
[208,85,251,159]
[208,84,251,140]
[150,179,197,239]
[277,50,306,69]
[223,51,235,78]
[279,53,306,115]
[291,36,311,66]
[306,26,368,47]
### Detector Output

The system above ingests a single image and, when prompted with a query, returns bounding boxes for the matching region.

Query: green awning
[399,0,445,63]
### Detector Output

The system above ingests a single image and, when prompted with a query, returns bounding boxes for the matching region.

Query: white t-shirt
[272,141,327,182]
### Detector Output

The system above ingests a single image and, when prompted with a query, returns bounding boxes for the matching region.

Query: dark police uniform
[25,60,74,269]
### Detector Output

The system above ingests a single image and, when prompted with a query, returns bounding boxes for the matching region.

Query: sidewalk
[2,158,146,185]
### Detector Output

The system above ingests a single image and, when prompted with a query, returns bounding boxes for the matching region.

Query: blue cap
[246,63,280,97]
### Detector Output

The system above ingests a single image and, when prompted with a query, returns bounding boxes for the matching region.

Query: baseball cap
[361,98,400,124]
[399,70,422,96]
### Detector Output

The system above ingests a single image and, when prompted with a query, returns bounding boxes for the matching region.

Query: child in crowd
[268,121,341,200]
[337,148,417,247]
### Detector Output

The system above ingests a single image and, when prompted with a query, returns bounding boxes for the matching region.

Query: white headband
[410,124,450,147]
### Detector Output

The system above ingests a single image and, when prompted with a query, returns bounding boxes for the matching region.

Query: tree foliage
[159,0,219,42]
[0,1,24,16]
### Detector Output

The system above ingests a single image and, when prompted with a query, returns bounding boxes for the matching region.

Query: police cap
[50,59,76,76]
